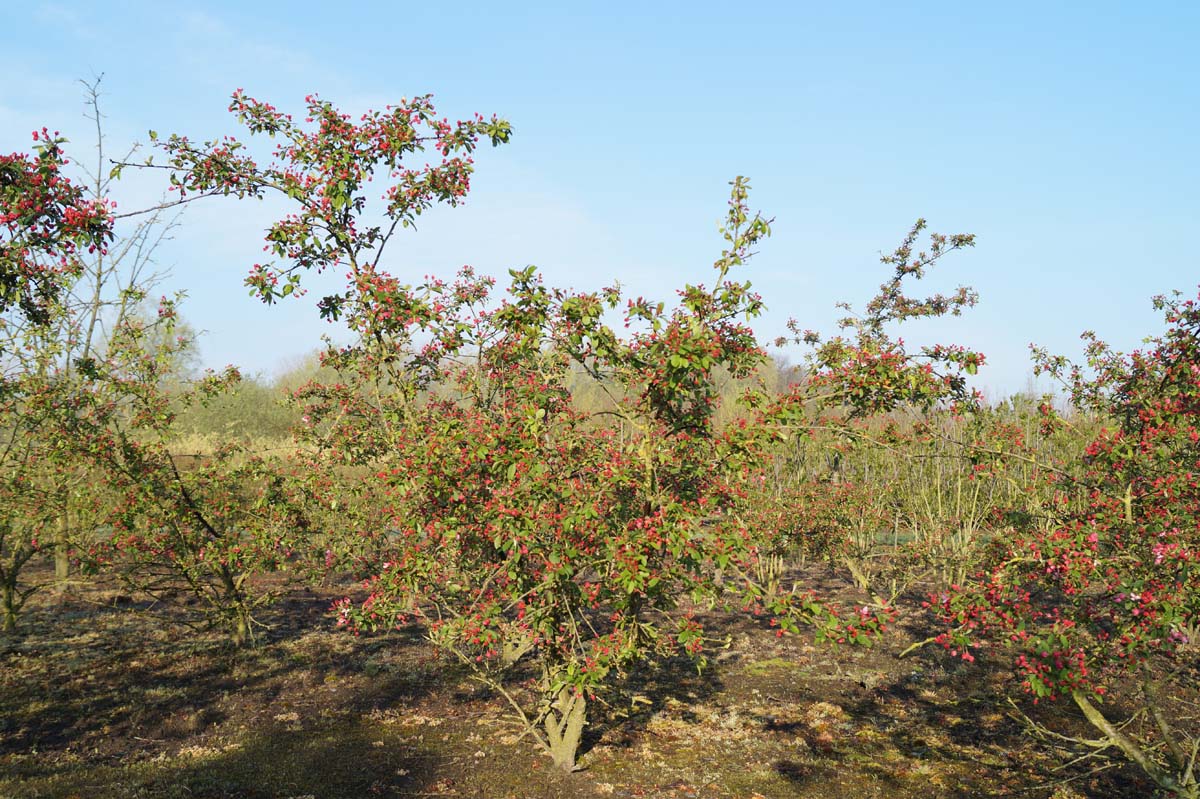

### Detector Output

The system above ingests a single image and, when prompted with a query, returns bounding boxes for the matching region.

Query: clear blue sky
[2,1,1196,396]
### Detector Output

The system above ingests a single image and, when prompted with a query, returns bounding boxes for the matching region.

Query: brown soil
[0,566,1160,798]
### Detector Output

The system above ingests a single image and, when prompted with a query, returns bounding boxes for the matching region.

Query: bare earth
[0,566,1155,798]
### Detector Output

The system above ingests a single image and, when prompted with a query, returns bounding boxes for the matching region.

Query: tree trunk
[229,604,253,647]
[1072,690,1197,798]
[54,510,70,590]
[2,581,18,635]
[500,633,535,668]
[219,565,253,647]
[543,686,587,772]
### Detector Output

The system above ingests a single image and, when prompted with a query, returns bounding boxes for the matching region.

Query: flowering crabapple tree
[149,88,858,767]
[68,297,307,646]
[0,121,115,631]
[325,184,992,768]
[317,178,910,771]
[175,139,820,767]
[934,291,1200,796]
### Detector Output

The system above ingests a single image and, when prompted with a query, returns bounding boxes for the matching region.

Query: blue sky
[2,1,1196,396]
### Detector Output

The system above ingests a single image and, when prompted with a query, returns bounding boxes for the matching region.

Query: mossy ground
[0,568,1156,798]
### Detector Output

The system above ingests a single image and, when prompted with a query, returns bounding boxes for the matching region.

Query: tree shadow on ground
[0,584,442,768]
[3,717,444,799]
[583,649,727,760]
[765,652,1148,798]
